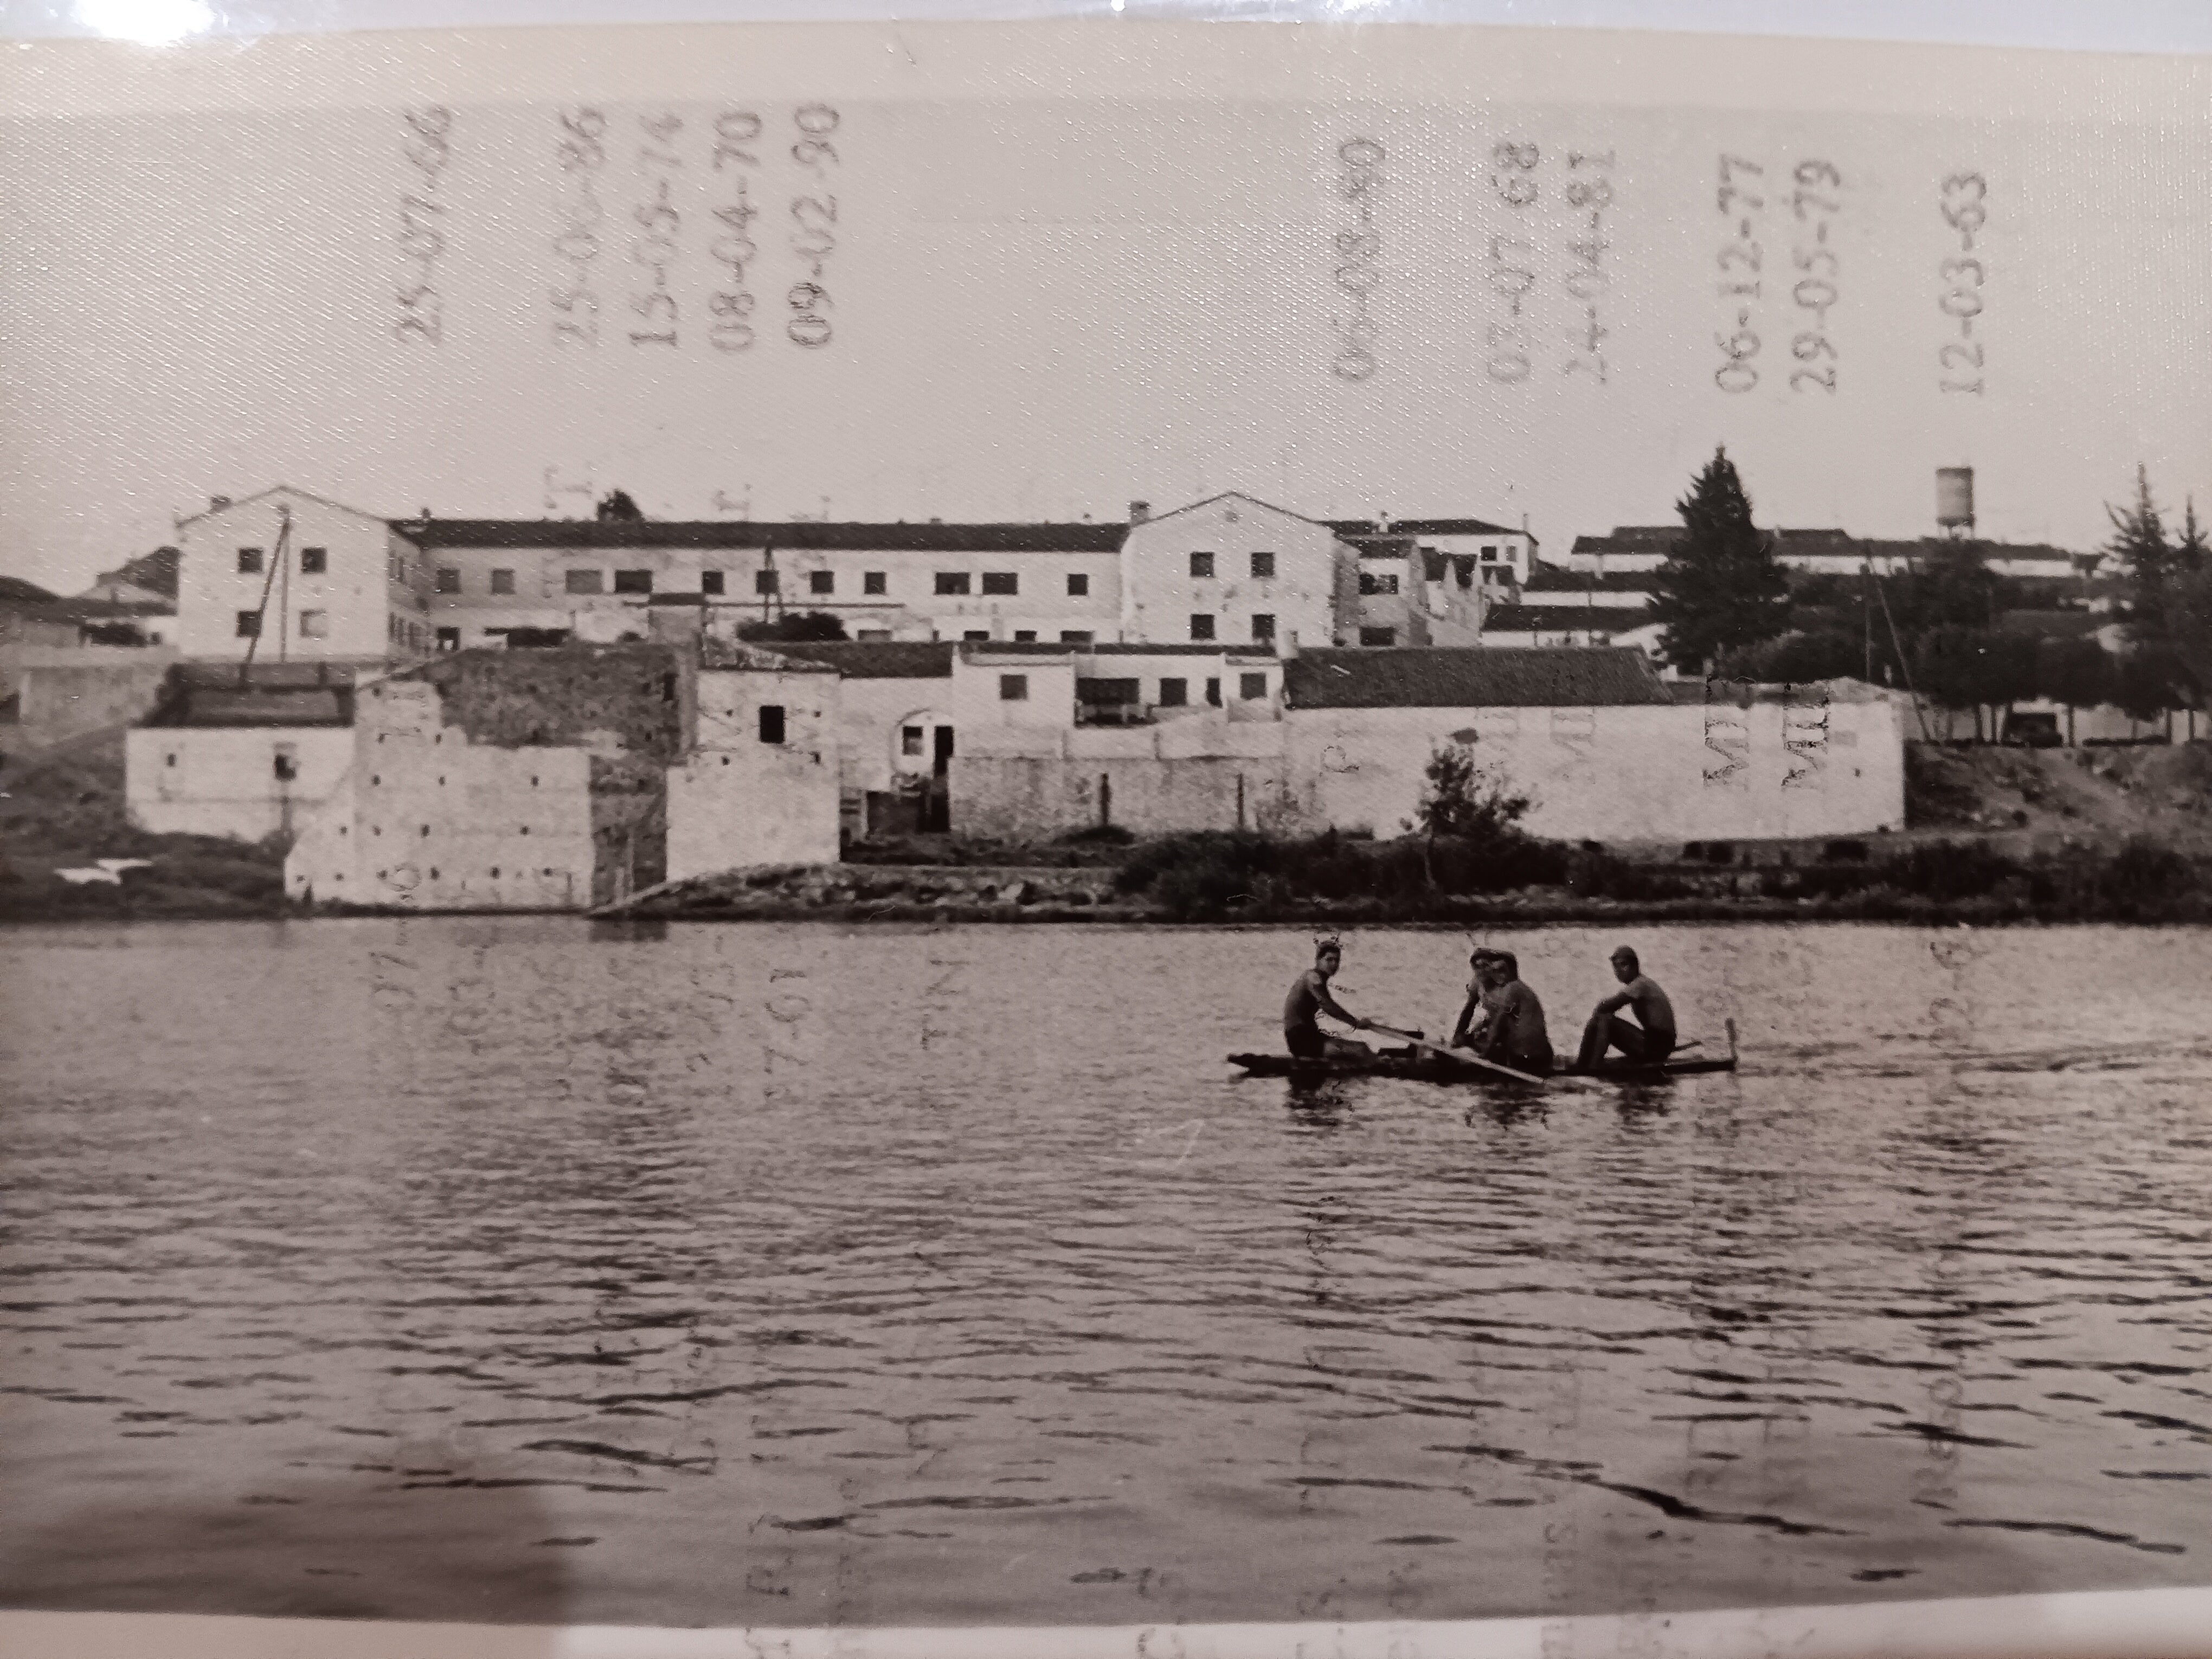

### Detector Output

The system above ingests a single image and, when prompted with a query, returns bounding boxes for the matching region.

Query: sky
[2,30,2207,594]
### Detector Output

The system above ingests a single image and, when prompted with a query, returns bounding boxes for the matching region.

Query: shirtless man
[1462,950,1553,1074]
[1576,946,1677,1069]
[1283,938,1374,1060]
[1448,948,1499,1053]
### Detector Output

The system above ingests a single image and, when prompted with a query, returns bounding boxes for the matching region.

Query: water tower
[1936,467,1975,537]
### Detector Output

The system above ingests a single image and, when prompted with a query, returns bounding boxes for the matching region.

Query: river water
[2,919,2209,1628]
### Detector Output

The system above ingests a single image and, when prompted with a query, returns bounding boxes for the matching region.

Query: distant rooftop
[1479,604,1654,633]
[398,519,1126,554]
[1329,518,1519,539]
[962,640,1274,659]
[1284,647,1674,710]
[1572,525,2081,565]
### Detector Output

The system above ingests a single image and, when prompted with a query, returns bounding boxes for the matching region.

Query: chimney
[1129,500,1150,524]
[1375,510,1392,532]
[208,494,232,512]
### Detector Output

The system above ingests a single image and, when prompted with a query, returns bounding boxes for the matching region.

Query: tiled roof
[400,519,1126,553]
[1479,605,1644,633]
[1283,647,1673,709]
[1329,518,1517,538]
[0,576,61,605]
[770,641,955,678]
[962,640,1270,658]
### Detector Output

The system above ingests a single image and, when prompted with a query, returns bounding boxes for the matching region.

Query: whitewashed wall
[126,725,354,840]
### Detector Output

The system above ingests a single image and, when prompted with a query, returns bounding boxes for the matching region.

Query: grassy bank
[0,730,287,922]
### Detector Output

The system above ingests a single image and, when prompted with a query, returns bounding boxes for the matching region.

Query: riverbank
[7,733,2210,925]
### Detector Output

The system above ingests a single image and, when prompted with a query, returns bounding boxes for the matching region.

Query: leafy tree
[2114,646,2182,730]
[737,609,848,642]
[2036,636,2113,746]
[1416,742,1529,841]
[1915,626,2034,742]
[1917,538,2000,632]
[1648,447,1791,674]
[595,489,645,522]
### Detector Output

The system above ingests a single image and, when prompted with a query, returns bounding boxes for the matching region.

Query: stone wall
[125,725,355,840]
[665,663,842,880]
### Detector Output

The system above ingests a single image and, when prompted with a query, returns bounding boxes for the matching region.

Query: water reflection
[1,919,2208,1626]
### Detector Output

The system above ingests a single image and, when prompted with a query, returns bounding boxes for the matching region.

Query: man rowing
[1284,937,1376,1060]
[1454,949,1553,1074]
[1576,945,1677,1070]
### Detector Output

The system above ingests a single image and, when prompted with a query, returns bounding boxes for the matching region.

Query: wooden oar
[1366,1024,1547,1085]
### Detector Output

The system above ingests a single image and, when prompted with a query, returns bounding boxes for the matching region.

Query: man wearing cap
[1453,949,1553,1074]
[1576,945,1677,1069]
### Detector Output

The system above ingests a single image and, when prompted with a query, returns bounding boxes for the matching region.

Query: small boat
[1229,1024,1738,1084]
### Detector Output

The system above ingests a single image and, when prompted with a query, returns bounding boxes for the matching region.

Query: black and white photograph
[1,12,2209,1656]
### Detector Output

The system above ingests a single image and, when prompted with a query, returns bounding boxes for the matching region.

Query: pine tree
[1648,447,1791,675]
[2104,465,2172,647]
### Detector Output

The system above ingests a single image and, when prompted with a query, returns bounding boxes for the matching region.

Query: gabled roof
[1126,491,1330,531]
[177,484,392,529]
[89,546,179,599]
[402,519,1125,553]
[1284,647,1674,709]
[770,641,955,679]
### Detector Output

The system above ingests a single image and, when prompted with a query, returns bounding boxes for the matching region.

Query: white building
[173,487,1533,661]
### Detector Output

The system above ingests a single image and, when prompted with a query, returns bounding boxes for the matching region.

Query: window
[1078,677,1140,708]
[1066,573,1089,597]
[1000,674,1028,702]
[299,546,327,575]
[1157,678,1188,707]
[1251,613,1276,642]
[700,570,724,596]
[864,570,887,595]
[565,568,603,595]
[1454,557,1474,589]
[436,566,462,593]
[490,567,516,595]
[1189,613,1216,641]
[1359,571,1400,595]
[981,571,1018,595]
[1480,546,1500,562]
[858,628,891,641]
[614,569,653,594]
[436,627,460,651]
[273,745,298,783]
[237,547,263,574]
[963,630,989,641]
[1013,630,1037,642]
[935,571,972,595]
[1189,551,1215,578]
[1250,550,1276,579]
[1360,626,1398,646]
[755,569,780,595]
[1205,677,1221,706]
[758,705,786,744]
[235,609,261,638]
[1239,671,1269,700]
[1060,630,1094,644]
[901,725,924,756]
[298,609,328,639]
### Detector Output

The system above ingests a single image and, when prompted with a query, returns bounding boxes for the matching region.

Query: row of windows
[1186,550,1277,580]
[237,545,330,575]
[1187,614,1277,643]
[1000,672,1271,705]
[428,567,1103,600]
[235,608,332,639]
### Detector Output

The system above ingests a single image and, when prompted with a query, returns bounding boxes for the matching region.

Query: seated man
[1283,937,1374,1060]
[1449,948,1499,1052]
[1468,950,1553,1075]
[1577,945,1677,1069]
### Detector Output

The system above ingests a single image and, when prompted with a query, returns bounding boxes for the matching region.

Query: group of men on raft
[1283,937,1676,1075]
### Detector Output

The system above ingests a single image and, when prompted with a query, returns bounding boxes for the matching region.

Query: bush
[1058,822,1134,846]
